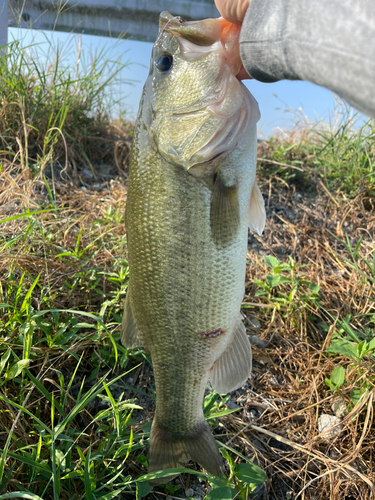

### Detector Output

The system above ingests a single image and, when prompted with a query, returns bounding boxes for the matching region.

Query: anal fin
[210,315,252,394]
[121,290,142,348]
[148,419,223,485]
[210,174,240,247]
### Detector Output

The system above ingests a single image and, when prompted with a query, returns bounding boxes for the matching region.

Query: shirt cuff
[239,0,296,83]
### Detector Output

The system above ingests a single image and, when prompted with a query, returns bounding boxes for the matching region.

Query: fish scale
[121,11,266,481]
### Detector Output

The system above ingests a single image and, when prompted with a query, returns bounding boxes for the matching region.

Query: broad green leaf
[20,273,41,313]
[368,338,375,351]
[103,381,120,436]
[325,378,334,389]
[6,360,30,380]
[357,340,368,359]
[279,276,292,284]
[205,478,235,500]
[266,274,281,288]
[326,339,359,361]
[60,470,83,480]
[235,462,267,484]
[136,481,152,499]
[220,449,235,475]
[264,256,280,269]
[330,366,345,388]
[54,449,66,470]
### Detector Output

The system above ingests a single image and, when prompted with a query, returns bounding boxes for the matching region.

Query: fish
[121,11,266,481]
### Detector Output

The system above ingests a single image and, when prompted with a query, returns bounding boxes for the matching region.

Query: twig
[319,180,340,207]
[259,158,304,172]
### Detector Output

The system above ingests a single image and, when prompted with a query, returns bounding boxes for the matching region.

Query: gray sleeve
[239,0,375,117]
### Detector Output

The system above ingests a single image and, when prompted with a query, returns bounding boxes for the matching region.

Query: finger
[215,0,251,24]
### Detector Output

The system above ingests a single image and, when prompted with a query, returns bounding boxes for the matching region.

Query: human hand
[215,0,252,80]
[215,0,251,25]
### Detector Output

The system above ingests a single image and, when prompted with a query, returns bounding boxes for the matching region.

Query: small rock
[248,318,261,329]
[249,335,267,348]
[82,168,94,178]
[185,488,194,498]
[226,401,239,410]
[332,397,346,418]
[317,414,343,439]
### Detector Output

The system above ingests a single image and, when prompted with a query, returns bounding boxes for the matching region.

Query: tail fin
[148,419,224,484]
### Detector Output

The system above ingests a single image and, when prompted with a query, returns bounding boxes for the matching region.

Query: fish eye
[155,54,173,72]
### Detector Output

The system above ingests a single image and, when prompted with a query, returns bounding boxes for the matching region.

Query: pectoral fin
[121,291,142,348]
[248,181,266,236]
[210,175,240,247]
[210,315,252,394]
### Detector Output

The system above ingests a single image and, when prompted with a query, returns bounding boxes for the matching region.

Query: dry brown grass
[1,121,375,499]
[227,142,375,499]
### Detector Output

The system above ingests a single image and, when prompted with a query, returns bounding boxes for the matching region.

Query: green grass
[0,36,130,178]
[258,105,375,198]
[1,33,375,500]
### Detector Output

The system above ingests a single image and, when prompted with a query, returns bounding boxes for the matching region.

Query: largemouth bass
[121,12,266,479]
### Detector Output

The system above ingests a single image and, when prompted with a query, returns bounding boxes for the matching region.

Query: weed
[258,104,375,198]
[0,37,132,179]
